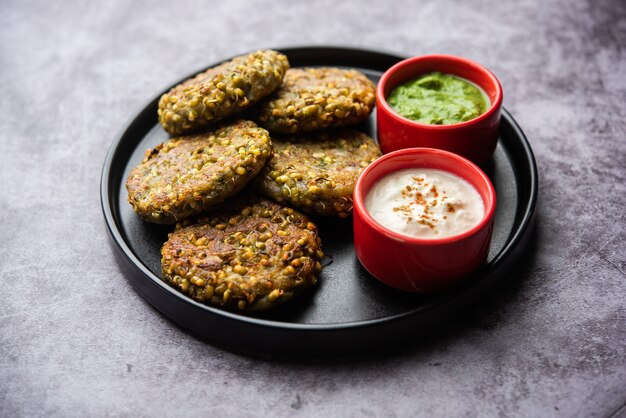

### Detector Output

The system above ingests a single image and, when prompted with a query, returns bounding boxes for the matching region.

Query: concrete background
[1,0,624,416]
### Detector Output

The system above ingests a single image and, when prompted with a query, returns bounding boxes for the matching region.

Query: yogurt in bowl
[365,168,484,239]
[352,147,496,293]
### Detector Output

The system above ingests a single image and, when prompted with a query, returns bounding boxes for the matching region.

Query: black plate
[101,47,538,356]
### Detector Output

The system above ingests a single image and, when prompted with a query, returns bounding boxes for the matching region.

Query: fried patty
[161,197,324,311]
[158,50,289,135]
[255,67,376,134]
[254,129,381,218]
[126,120,272,224]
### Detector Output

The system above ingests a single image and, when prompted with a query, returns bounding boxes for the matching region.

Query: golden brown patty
[161,197,324,311]
[158,50,289,135]
[126,120,272,224]
[255,67,376,134]
[254,129,381,218]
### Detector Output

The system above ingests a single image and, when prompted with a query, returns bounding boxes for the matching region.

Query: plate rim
[100,46,538,333]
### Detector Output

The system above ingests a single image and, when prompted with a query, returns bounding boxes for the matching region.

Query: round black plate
[101,47,538,356]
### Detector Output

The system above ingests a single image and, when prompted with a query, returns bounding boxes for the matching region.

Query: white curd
[365,168,484,239]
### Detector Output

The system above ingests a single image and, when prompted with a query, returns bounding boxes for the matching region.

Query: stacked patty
[126,120,272,224]
[158,50,289,135]
[162,197,323,311]
[255,67,376,134]
[125,49,381,312]
[255,130,381,218]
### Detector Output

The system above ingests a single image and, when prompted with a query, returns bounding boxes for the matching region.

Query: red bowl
[376,55,503,165]
[353,148,496,292]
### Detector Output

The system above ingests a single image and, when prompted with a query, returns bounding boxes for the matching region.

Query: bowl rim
[376,54,503,129]
[353,147,497,245]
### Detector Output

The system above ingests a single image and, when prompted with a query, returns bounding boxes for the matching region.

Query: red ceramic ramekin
[376,55,503,165]
[353,148,496,293]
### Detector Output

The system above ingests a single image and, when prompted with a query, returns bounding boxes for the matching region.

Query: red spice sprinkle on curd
[364,168,484,238]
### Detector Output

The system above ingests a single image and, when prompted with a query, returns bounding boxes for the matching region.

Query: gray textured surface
[1,0,625,416]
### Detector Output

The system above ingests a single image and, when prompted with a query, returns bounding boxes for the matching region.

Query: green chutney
[387,72,490,125]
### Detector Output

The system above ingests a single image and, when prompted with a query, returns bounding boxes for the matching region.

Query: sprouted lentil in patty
[158,50,289,135]
[161,196,324,311]
[126,120,272,224]
[255,67,376,134]
[254,129,381,218]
